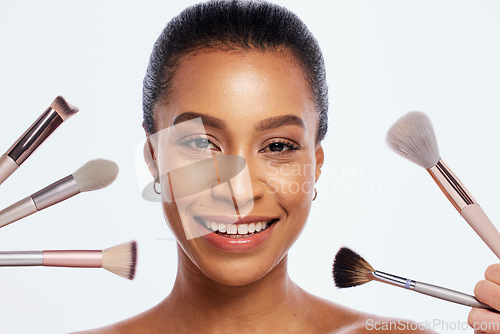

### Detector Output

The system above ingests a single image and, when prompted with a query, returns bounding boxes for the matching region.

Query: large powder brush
[0,159,118,229]
[387,111,500,259]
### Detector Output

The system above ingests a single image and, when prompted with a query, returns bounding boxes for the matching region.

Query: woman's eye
[261,140,298,153]
[179,135,219,151]
[269,142,288,152]
[192,138,213,149]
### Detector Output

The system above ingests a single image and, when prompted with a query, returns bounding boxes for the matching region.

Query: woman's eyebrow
[172,112,226,129]
[256,115,306,131]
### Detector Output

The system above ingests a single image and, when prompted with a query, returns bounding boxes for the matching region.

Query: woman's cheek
[162,201,184,238]
[267,162,315,206]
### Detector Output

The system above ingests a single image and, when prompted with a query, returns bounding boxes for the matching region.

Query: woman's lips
[194,216,279,252]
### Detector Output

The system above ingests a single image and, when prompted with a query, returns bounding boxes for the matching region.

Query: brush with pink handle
[386,111,500,259]
[0,241,137,280]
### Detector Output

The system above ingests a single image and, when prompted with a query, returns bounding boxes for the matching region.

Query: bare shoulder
[338,314,438,334]
[70,307,160,334]
[301,291,436,334]
[71,327,119,334]
[70,322,136,334]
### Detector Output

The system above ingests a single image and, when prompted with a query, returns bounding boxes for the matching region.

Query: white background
[1,1,499,333]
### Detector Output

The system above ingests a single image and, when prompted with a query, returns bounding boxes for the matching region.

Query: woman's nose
[210,154,265,212]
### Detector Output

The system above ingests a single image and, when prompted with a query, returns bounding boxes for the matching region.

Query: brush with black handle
[0,96,79,186]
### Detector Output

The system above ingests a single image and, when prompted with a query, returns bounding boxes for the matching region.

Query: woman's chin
[193,252,282,287]
[202,266,270,287]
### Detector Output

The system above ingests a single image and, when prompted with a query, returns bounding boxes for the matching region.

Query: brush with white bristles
[0,96,79,187]
[0,159,119,229]
[0,240,137,280]
[387,111,500,259]
[333,247,497,312]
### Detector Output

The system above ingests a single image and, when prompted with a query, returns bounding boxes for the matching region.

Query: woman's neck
[155,244,306,333]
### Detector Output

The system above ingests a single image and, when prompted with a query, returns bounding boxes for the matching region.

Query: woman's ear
[315,145,324,183]
[143,123,159,181]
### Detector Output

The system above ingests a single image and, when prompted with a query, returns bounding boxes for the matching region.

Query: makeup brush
[387,111,500,259]
[0,96,79,186]
[333,247,497,312]
[0,240,137,280]
[0,159,119,229]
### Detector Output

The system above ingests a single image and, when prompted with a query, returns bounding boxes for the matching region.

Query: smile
[195,217,278,238]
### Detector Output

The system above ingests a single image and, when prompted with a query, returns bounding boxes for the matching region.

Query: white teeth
[218,223,226,233]
[200,218,274,235]
[248,223,256,233]
[227,224,237,234]
[238,224,249,234]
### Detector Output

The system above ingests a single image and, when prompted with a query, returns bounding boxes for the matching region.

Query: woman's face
[150,49,324,286]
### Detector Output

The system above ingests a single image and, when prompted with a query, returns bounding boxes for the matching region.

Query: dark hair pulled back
[143,0,328,142]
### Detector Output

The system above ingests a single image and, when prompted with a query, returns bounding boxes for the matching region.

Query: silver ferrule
[6,108,63,165]
[0,251,43,266]
[32,175,80,211]
[368,271,416,290]
[427,159,476,212]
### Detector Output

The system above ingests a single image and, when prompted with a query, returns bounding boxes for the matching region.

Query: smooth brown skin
[74,50,500,333]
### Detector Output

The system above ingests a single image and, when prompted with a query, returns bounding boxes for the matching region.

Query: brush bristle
[50,96,79,121]
[386,111,440,169]
[333,247,375,288]
[102,241,137,280]
[72,159,119,192]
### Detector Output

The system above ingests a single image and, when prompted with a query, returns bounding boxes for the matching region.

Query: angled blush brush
[0,159,119,229]
[0,240,137,280]
[0,96,79,186]
[333,247,497,312]
[386,111,500,259]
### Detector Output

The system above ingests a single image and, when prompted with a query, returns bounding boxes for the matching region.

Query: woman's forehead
[156,49,316,129]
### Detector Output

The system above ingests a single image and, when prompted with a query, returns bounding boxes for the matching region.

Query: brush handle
[461,204,500,260]
[373,271,499,312]
[0,197,37,229]
[414,281,498,312]
[0,251,102,267]
[0,251,43,266]
[6,108,62,166]
[43,250,102,267]
[31,175,79,210]
[0,154,18,187]
[0,175,80,229]
[428,160,500,259]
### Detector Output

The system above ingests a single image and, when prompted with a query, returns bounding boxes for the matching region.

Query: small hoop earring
[312,188,317,201]
[153,179,161,195]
